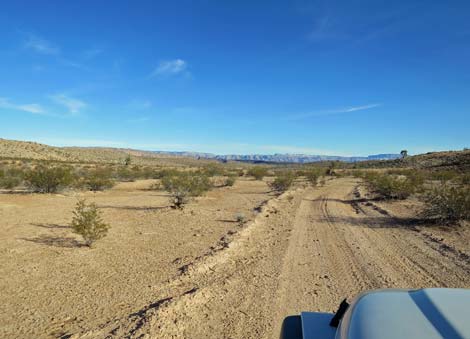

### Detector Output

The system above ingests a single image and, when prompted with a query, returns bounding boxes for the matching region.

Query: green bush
[0,168,23,189]
[161,172,212,208]
[458,173,470,185]
[71,199,110,247]
[84,168,115,191]
[420,185,470,224]
[152,168,179,179]
[0,175,21,189]
[202,164,225,177]
[429,170,458,182]
[247,167,268,180]
[116,166,136,182]
[235,212,246,226]
[365,173,418,200]
[305,170,321,186]
[270,171,295,192]
[224,175,236,187]
[24,166,73,193]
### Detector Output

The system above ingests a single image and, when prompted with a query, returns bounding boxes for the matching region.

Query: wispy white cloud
[50,94,86,115]
[0,97,46,115]
[285,103,382,121]
[150,59,187,76]
[341,103,382,112]
[23,33,89,70]
[24,34,60,55]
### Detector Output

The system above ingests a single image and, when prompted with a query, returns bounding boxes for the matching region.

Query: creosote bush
[71,199,110,247]
[305,169,322,186]
[247,167,268,180]
[270,171,295,192]
[202,164,225,177]
[0,168,23,189]
[84,168,115,191]
[161,171,212,208]
[420,185,470,224]
[235,212,246,226]
[364,172,418,200]
[224,175,236,187]
[24,166,73,193]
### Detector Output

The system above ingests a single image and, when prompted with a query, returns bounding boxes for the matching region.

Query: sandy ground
[1,177,469,338]
[0,179,272,339]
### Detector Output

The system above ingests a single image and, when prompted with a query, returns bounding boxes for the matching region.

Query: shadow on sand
[20,235,84,248]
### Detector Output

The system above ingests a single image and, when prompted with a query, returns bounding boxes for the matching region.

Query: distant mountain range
[153,151,401,163]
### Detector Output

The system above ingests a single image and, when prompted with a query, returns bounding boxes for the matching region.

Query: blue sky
[0,0,469,156]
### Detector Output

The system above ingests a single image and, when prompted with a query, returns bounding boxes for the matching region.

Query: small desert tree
[124,155,132,166]
[71,199,110,247]
[161,172,212,208]
[400,150,408,159]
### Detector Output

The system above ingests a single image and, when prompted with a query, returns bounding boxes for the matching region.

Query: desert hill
[1,138,469,170]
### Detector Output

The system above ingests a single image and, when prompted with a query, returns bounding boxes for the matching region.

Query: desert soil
[1,177,469,339]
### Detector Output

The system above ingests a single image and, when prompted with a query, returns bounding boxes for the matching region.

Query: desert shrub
[420,185,470,224]
[116,166,136,182]
[459,173,470,185]
[71,199,110,247]
[152,168,180,179]
[0,174,21,189]
[247,167,268,180]
[270,171,295,192]
[365,173,418,200]
[305,170,320,186]
[0,168,23,189]
[84,168,115,191]
[161,172,212,208]
[429,170,458,182]
[24,166,73,193]
[140,166,158,179]
[326,162,337,175]
[202,164,225,177]
[224,175,236,187]
[235,212,246,226]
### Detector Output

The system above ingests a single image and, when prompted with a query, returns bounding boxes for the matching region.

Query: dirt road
[89,177,469,338]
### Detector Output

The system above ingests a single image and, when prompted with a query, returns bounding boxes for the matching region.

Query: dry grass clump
[71,199,110,247]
